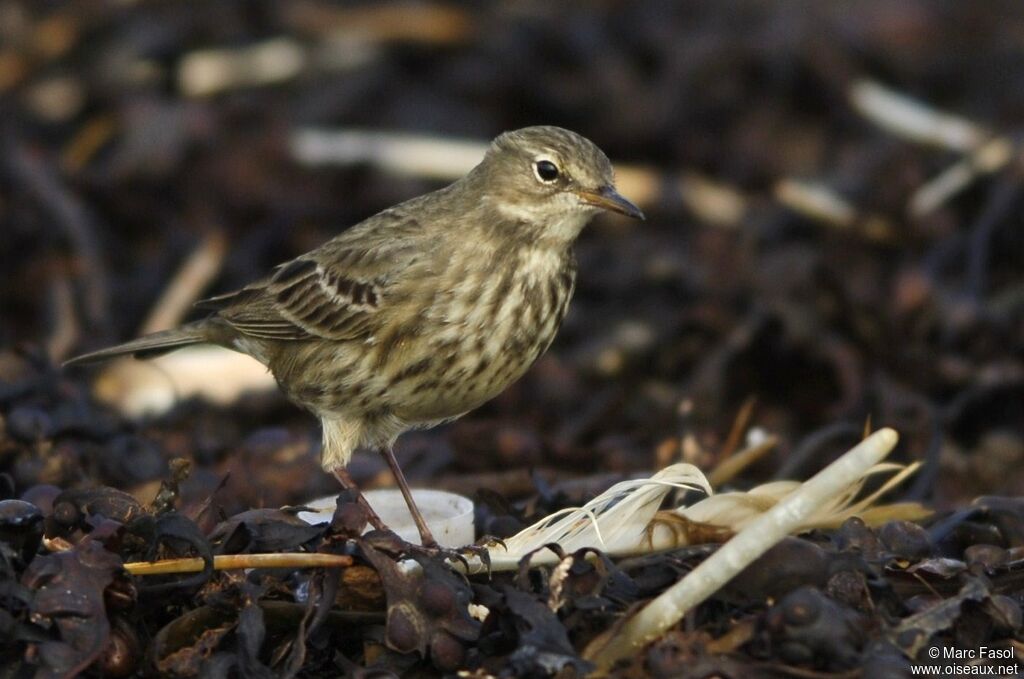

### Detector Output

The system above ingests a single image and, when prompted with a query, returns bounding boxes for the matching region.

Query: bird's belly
[386,291,567,422]
[265,331,544,424]
[276,254,574,427]
[386,332,548,422]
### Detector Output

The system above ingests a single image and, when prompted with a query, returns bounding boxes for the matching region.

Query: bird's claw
[455,542,493,573]
[362,530,489,571]
[412,541,479,572]
[476,534,507,551]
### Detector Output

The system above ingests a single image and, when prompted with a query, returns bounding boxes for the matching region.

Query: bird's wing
[197,207,428,341]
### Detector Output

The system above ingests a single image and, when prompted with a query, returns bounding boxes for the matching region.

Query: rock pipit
[67,126,643,549]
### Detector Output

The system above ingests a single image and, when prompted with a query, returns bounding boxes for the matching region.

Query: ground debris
[2,1,1023,676]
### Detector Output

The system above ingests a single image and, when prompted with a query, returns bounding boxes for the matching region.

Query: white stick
[909,137,1014,217]
[291,129,487,180]
[585,428,900,671]
[140,230,227,335]
[849,80,986,151]
[94,347,275,418]
[774,179,856,228]
[179,38,307,97]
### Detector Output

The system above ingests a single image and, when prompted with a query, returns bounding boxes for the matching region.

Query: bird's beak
[575,185,645,220]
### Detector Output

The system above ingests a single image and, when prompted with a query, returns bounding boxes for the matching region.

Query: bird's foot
[430,540,494,574]
[476,534,507,552]
[362,530,492,571]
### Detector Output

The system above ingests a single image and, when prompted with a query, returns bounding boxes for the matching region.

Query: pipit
[67,126,643,549]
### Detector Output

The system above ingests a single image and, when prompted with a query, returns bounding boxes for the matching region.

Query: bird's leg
[378,445,438,548]
[370,448,491,569]
[332,466,388,532]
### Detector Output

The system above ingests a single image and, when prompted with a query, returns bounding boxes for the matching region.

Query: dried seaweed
[1,1,1023,676]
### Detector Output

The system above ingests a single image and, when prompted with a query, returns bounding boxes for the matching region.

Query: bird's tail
[63,322,209,367]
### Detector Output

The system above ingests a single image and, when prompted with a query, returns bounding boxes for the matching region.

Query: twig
[774,179,894,241]
[849,79,987,152]
[678,170,747,227]
[719,396,758,460]
[178,6,475,98]
[584,428,900,672]
[848,78,1017,217]
[8,139,111,330]
[179,37,307,97]
[61,115,116,173]
[909,138,1014,217]
[707,433,778,489]
[774,179,855,227]
[40,536,356,580]
[140,229,227,334]
[45,274,79,363]
[964,176,1020,301]
[291,128,486,180]
[282,3,474,46]
[124,552,353,576]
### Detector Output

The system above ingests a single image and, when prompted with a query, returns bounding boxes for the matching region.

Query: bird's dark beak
[576,186,645,220]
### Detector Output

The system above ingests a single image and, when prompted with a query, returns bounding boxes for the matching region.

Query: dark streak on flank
[390,357,434,384]
[411,379,440,395]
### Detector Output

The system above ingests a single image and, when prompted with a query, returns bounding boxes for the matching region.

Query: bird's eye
[534,159,560,183]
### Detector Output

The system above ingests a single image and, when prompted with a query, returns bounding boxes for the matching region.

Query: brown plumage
[67,126,643,547]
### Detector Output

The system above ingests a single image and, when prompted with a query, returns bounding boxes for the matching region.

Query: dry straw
[583,428,902,671]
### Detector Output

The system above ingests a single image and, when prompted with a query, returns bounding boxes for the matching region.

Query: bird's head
[473,126,643,243]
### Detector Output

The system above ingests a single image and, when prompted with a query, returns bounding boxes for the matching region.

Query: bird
[66,126,644,549]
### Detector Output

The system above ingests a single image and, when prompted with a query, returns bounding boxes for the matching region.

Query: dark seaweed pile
[1,2,1023,676]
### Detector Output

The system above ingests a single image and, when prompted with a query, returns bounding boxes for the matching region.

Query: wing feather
[195,202,431,342]
[211,258,383,340]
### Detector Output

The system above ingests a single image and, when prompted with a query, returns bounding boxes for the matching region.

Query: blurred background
[1,0,1023,521]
